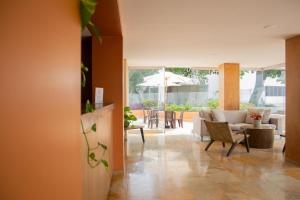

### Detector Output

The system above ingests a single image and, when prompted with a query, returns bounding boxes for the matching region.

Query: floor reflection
[109,132,300,200]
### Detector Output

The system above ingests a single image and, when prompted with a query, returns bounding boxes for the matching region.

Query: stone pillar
[218,63,240,110]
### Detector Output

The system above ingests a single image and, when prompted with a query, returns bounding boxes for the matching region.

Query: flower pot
[253,120,261,127]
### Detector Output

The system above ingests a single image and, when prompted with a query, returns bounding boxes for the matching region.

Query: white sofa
[192,109,284,141]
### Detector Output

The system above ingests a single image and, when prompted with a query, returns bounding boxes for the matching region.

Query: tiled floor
[109,131,300,200]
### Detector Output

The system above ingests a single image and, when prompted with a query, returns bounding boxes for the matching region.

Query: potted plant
[124,107,137,128]
[250,112,262,127]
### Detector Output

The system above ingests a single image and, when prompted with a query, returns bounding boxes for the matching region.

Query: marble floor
[108,131,300,200]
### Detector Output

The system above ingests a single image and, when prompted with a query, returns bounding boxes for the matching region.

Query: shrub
[207,99,219,109]
[143,99,157,109]
[124,107,137,128]
[240,103,255,110]
[166,104,192,112]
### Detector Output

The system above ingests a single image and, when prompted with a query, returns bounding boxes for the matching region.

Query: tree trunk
[249,71,264,105]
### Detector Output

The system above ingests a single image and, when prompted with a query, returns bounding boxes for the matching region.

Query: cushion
[262,109,271,124]
[211,109,226,122]
[223,110,247,124]
[230,123,250,130]
[199,110,213,121]
[229,124,242,131]
[245,108,265,124]
[232,134,246,143]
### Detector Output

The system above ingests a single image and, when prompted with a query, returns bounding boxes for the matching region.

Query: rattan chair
[204,120,250,157]
[148,110,159,128]
[165,111,176,128]
[177,111,184,128]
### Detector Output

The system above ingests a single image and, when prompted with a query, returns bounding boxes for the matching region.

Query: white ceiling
[118,0,300,68]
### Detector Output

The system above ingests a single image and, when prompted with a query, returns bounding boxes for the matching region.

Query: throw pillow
[245,108,265,124]
[262,109,271,124]
[211,109,226,122]
[199,110,213,121]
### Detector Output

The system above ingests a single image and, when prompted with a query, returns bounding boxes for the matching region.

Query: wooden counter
[81,103,114,200]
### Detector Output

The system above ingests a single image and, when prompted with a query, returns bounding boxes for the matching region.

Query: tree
[128,69,157,104]
[242,69,283,105]
[166,67,218,84]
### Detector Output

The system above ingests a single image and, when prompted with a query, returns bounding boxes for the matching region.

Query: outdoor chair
[148,110,159,128]
[165,111,176,128]
[177,111,184,128]
[204,120,250,157]
[143,108,149,124]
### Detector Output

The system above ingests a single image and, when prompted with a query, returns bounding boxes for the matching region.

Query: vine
[80,0,108,169]
[81,101,108,169]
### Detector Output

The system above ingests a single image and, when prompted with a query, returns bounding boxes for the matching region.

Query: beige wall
[0,1,82,200]
[285,35,300,165]
[81,105,114,200]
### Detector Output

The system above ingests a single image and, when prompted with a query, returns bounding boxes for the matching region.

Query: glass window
[165,68,219,111]
[240,69,285,114]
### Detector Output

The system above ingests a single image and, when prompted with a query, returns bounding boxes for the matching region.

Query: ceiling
[118,0,300,68]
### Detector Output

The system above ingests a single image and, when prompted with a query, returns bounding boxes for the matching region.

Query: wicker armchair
[204,120,250,157]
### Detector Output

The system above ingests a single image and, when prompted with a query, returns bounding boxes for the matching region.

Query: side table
[241,124,275,149]
[125,125,145,143]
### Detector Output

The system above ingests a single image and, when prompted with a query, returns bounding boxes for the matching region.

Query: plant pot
[253,120,261,127]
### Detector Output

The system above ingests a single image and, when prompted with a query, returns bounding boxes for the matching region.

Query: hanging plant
[80,0,102,88]
[80,0,108,169]
[81,101,108,169]
[80,0,101,41]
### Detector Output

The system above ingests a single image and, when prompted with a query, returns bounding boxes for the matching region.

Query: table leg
[140,128,145,143]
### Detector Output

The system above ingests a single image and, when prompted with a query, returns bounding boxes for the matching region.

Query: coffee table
[241,124,276,149]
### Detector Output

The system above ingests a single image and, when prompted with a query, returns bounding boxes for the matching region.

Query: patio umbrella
[137,70,194,110]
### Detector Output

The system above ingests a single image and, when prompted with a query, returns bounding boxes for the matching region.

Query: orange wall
[219,63,240,110]
[285,35,300,165]
[92,36,123,171]
[92,0,124,171]
[0,1,82,200]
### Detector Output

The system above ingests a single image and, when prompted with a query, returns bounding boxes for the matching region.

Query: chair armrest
[270,117,284,134]
[192,116,209,137]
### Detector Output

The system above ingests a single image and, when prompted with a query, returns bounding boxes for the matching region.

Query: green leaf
[98,142,107,150]
[89,152,97,161]
[124,106,131,112]
[81,63,87,87]
[101,159,109,169]
[81,71,86,87]
[88,21,102,43]
[80,0,97,30]
[85,100,94,113]
[91,123,97,132]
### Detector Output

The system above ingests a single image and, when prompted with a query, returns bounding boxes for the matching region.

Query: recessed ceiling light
[263,24,278,30]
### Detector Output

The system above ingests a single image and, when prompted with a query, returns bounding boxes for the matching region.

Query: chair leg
[283,143,286,153]
[222,142,225,148]
[201,136,204,142]
[205,140,214,151]
[245,136,250,153]
[227,143,237,157]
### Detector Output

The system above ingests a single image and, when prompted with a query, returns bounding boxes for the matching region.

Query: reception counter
[81,103,114,200]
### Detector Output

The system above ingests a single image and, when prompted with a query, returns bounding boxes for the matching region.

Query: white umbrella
[137,70,194,111]
[138,70,193,87]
